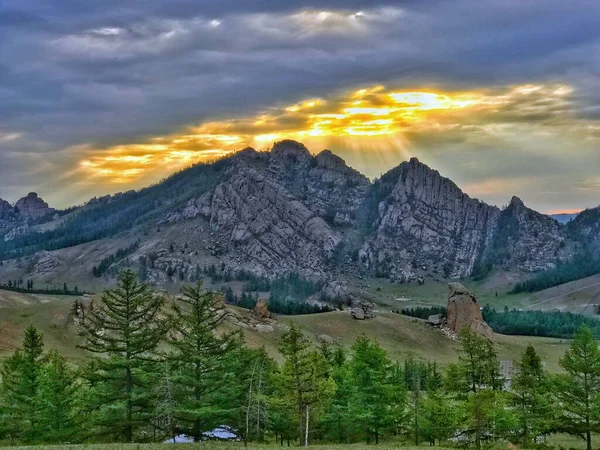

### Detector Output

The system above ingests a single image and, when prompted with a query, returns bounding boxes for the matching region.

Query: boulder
[350,301,376,320]
[427,314,442,326]
[351,307,365,320]
[254,298,271,320]
[446,283,493,340]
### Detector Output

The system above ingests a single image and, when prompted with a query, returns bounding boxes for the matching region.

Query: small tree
[278,323,334,446]
[456,328,503,449]
[37,351,79,443]
[348,335,401,444]
[511,344,553,446]
[0,326,45,443]
[554,326,600,450]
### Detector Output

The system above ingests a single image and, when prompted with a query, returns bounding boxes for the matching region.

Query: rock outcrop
[0,199,15,221]
[446,282,493,340]
[351,301,375,320]
[199,167,341,279]
[254,298,271,320]
[14,192,54,219]
[31,250,63,276]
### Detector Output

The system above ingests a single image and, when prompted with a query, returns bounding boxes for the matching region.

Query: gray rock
[317,334,334,344]
[321,280,348,302]
[15,192,54,219]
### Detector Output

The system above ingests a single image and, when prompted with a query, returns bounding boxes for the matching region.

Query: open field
[0,289,572,372]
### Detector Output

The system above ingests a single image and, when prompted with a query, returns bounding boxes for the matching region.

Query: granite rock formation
[446,282,493,340]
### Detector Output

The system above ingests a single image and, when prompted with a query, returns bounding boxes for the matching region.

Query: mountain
[0,140,596,293]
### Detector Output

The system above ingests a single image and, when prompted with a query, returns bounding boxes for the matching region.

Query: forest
[2,270,600,450]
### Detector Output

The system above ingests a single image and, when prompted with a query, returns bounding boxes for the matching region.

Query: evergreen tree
[554,326,600,450]
[277,323,334,446]
[321,351,354,443]
[0,326,45,443]
[456,328,503,449]
[79,269,165,442]
[421,390,458,446]
[348,335,401,444]
[511,344,553,446]
[166,282,239,441]
[37,351,79,443]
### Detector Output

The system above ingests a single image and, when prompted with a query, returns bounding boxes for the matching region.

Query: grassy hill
[0,288,572,372]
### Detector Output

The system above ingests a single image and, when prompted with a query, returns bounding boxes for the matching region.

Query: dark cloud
[0,0,599,210]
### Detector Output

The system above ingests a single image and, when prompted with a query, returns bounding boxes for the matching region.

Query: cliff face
[200,167,342,280]
[360,158,500,281]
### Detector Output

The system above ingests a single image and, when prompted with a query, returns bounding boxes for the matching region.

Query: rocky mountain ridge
[0,192,55,237]
[0,140,594,289]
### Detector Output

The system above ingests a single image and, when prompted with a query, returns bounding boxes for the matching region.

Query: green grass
[0,289,573,372]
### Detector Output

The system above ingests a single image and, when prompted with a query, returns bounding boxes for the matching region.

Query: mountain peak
[14,192,53,219]
[509,196,525,208]
[270,140,312,162]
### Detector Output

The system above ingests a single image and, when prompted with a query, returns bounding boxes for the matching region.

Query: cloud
[0,0,599,212]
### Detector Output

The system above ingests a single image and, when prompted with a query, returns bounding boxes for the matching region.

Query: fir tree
[348,335,401,444]
[277,323,334,446]
[555,326,600,450]
[166,282,239,441]
[79,269,166,442]
[0,326,45,443]
[37,351,79,443]
[511,344,553,445]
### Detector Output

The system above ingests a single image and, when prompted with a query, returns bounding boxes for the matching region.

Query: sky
[1,1,599,214]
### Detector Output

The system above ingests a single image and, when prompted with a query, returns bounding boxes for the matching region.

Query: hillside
[0,288,571,372]
[0,140,600,314]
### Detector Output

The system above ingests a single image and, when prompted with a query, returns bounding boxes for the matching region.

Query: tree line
[2,270,600,449]
[511,251,600,294]
[401,305,600,339]
[0,279,83,296]
[222,288,334,315]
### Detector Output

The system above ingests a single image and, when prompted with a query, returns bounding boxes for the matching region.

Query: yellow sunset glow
[77,83,575,184]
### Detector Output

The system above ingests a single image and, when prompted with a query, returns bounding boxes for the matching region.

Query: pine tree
[456,328,503,449]
[37,351,78,443]
[166,282,239,441]
[421,390,458,446]
[511,344,553,445]
[278,323,334,446]
[79,269,166,442]
[0,326,45,443]
[348,335,400,444]
[555,326,600,450]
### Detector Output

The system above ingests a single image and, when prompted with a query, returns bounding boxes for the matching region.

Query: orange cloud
[76,82,579,185]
